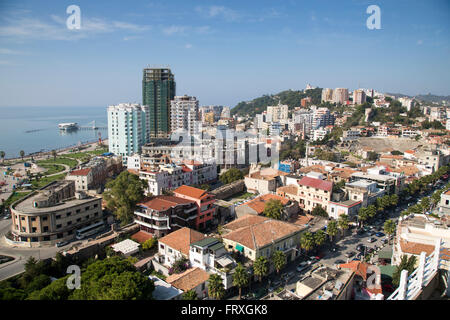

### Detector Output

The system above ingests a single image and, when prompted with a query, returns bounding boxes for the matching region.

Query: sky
[0,0,449,108]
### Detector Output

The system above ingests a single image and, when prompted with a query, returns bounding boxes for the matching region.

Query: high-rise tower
[142,68,176,138]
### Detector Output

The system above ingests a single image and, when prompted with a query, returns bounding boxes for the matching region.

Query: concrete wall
[210,180,245,200]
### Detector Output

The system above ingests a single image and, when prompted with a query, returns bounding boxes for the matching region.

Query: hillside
[231,88,322,117]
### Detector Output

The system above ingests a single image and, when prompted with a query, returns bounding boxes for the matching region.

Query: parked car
[345,251,356,258]
[296,262,310,273]
[356,244,365,252]
[367,237,376,243]
[381,238,389,244]
[282,271,295,281]
[55,241,69,247]
[375,232,385,238]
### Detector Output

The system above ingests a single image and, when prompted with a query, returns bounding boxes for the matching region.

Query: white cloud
[162,25,187,35]
[161,25,213,36]
[0,48,25,55]
[196,6,240,21]
[0,14,150,41]
[185,43,192,49]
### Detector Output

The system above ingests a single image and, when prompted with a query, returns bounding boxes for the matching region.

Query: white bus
[76,221,105,240]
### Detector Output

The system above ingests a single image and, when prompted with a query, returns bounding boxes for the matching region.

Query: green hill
[231,88,322,117]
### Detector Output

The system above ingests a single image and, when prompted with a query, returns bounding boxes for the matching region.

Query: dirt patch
[357,137,421,153]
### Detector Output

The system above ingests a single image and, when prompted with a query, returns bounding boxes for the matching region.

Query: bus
[76,221,105,240]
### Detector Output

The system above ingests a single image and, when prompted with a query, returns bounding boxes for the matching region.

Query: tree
[219,168,243,184]
[51,150,57,160]
[271,250,286,274]
[253,256,269,282]
[358,208,369,229]
[70,256,154,300]
[142,238,157,250]
[326,220,338,242]
[103,171,148,225]
[20,150,25,161]
[337,214,349,237]
[182,290,199,300]
[314,230,327,248]
[420,197,431,213]
[263,199,283,220]
[207,274,225,300]
[232,263,249,300]
[170,257,190,275]
[389,194,398,207]
[311,205,328,217]
[383,220,396,245]
[300,232,315,253]
[0,150,4,163]
[392,255,417,287]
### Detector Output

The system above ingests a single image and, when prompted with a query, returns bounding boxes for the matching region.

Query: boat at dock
[58,122,78,130]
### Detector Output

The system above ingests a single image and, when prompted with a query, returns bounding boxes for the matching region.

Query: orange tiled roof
[399,239,450,261]
[166,267,210,292]
[277,185,298,196]
[137,195,194,211]
[338,261,371,280]
[131,230,153,244]
[289,214,314,226]
[158,227,206,257]
[69,168,91,176]
[222,215,303,250]
[299,165,327,174]
[242,194,290,215]
[173,185,208,200]
[127,169,139,175]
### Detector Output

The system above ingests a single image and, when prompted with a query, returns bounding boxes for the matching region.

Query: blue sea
[0,106,108,159]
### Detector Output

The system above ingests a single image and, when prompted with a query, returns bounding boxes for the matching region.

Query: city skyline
[0,0,449,108]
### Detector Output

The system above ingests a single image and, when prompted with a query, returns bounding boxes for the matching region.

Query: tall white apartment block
[170,95,199,135]
[108,103,148,164]
[321,88,334,103]
[266,103,289,122]
[333,88,349,104]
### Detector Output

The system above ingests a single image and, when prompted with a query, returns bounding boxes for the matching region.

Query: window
[42,216,48,221]
[57,233,63,239]
[43,236,50,241]
[43,226,49,232]
[21,217,25,221]
[168,248,172,253]
[94,204,98,208]
[94,212,98,217]
[68,230,73,235]
[85,215,90,220]
[76,209,81,213]
[21,227,26,232]
[31,217,36,222]
[67,221,72,226]
[85,206,90,211]
[77,218,81,222]
[67,212,71,217]
[56,224,62,229]
[32,227,37,233]
[56,215,61,219]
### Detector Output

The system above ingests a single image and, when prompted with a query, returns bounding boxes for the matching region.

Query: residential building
[173,185,216,230]
[170,95,199,135]
[134,195,198,237]
[108,103,148,163]
[328,200,362,220]
[221,215,305,263]
[189,237,236,289]
[10,181,105,245]
[333,88,349,105]
[235,194,298,219]
[353,89,366,105]
[245,167,287,195]
[392,214,450,270]
[142,68,176,138]
[345,179,385,207]
[267,103,289,122]
[166,267,210,299]
[301,97,312,107]
[321,88,333,103]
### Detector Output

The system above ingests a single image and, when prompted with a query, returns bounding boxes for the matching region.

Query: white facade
[333,88,349,104]
[170,95,199,136]
[108,103,148,164]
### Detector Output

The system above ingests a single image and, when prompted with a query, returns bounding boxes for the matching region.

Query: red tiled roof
[131,231,153,244]
[222,215,303,250]
[69,168,91,176]
[166,267,210,292]
[138,195,194,211]
[298,176,333,192]
[159,227,206,257]
[338,261,370,280]
[242,194,290,215]
[174,185,208,199]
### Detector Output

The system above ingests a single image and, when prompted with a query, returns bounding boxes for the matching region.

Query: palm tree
[51,150,57,160]
[253,256,269,282]
[314,230,327,249]
[207,274,225,300]
[357,208,369,229]
[182,290,199,300]
[326,220,338,243]
[383,219,396,245]
[300,232,315,253]
[19,150,25,161]
[0,150,5,163]
[232,263,249,300]
[337,214,349,238]
[271,250,286,275]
